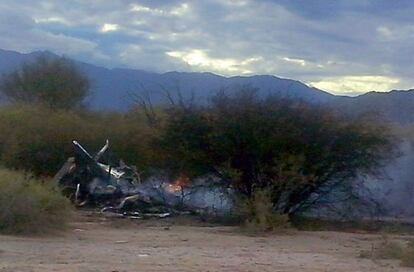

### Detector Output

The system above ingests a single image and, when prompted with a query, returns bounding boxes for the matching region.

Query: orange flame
[167,174,190,193]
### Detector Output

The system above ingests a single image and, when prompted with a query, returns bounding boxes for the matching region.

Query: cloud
[130,2,190,17]
[282,57,307,67]
[34,16,71,26]
[377,26,393,40]
[0,0,414,95]
[130,4,163,14]
[309,76,401,95]
[170,3,190,16]
[166,49,258,74]
[100,23,119,33]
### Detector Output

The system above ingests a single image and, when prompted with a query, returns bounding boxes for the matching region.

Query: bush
[0,105,156,176]
[157,89,397,215]
[237,188,290,233]
[0,168,71,234]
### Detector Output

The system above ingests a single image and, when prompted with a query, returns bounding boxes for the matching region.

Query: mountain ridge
[1,48,413,124]
[0,48,334,110]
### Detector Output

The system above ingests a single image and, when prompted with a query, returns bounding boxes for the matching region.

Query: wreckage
[55,140,232,218]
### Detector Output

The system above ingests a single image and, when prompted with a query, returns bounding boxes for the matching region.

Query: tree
[0,56,90,109]
[156,89,397,215]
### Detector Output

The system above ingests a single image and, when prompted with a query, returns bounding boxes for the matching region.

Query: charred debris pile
[55,140,231,219]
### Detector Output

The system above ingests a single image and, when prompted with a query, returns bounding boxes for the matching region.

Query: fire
[166,175,190,193]
[167,183,182,193]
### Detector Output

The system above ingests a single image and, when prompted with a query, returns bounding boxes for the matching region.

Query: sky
[0,0,413,96]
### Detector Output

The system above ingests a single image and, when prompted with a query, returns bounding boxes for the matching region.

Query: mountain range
[0,48,413,124]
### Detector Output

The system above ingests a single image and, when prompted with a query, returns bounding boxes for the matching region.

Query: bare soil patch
[0,212,412,272]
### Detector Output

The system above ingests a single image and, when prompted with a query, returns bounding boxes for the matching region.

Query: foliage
[0,168,71,234]
[0,56,90,109]
[236,188,290,233]
[156,89,397,215]
[0,105,156,176]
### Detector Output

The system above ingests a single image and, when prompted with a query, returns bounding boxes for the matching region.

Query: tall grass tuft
[236,188,290,233]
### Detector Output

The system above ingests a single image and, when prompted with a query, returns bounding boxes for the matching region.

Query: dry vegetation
[0,105,156,176]
[359,235,414,267]
[236,189,291,233]
[401,240,414,267]
[0,168,71,234]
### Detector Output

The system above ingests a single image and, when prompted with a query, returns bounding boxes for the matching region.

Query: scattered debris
[55,140,232,220]
[55,140,175,218]
[73,228,85,232]
[115,240,129,244]
[55,140,139,199]
[55,140,233,219]
[138,254,149,257]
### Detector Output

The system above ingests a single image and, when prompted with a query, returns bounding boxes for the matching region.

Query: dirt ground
[0,212,413,272]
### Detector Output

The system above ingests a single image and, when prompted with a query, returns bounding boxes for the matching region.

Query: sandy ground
[0,212,413,272]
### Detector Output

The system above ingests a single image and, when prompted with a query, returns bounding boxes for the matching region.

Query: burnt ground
[0,211,413,272]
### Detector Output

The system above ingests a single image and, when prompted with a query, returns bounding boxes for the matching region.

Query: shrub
[157,88,397,215]
[236,188,290,233]
[0,105,156,176]
[0,168,71,234]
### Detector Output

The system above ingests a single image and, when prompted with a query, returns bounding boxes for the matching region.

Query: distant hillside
[333,90,414,125]
[1,48,414,125]
[0,49,333,110]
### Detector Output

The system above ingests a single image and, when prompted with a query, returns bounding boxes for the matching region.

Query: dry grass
[0,168,72,235]
[401,240,414,267]
[373,237,404,259]
[291,216,414,235]
[359,235,414,268]
[359,236,403,259]
[236,189,291,234]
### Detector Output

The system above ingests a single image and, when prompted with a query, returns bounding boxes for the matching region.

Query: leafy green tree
[156,89,397,215]
[0,56,90,109]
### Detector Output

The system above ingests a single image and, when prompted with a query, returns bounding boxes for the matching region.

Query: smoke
[134,176,233,214]
[365,140,414,218]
